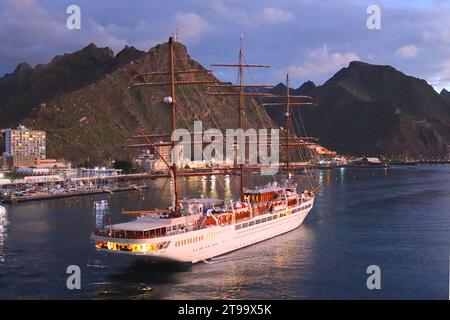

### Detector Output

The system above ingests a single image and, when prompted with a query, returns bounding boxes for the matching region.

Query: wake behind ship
[92,36,319,263]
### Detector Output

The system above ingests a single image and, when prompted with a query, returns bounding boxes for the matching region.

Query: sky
[1,0,450,92]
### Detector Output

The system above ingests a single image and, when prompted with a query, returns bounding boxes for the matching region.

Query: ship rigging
[92,35,320,263]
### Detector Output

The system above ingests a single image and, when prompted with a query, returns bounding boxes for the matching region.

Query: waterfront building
[153,143,172,171]
[2,125,46,170]
[5,124,46,159]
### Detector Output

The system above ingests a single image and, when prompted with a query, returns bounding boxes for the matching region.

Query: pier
[388,159,450,165]
[1,184,151,203]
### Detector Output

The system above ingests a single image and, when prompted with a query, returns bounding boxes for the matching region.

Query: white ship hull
[94,198,314,263]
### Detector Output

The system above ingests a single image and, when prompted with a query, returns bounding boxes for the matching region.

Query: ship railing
[93,228,168,240]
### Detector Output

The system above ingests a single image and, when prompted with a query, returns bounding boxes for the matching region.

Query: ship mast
[210,34,270,201]
[168,37,180,212]
[238,35,245,200]
[261,74,316,181]
[128,36,215,214]
[285,74,290,180]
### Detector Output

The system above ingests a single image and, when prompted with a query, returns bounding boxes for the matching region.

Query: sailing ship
[92,36,319,263]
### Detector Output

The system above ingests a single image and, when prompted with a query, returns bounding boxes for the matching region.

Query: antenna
[174,28,179,42]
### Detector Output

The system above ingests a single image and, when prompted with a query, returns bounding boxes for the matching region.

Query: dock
[1,184,151,204]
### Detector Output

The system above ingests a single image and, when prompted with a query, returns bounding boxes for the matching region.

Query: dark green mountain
[0,44,146,128]
[441,88,450,100]
[2,45,449,162]
[0,41,267,164]
[266,61,450,158]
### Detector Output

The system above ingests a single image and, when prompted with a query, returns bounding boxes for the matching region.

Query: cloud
[287,45,360,79]
[6,0,35,11]
[207,2,293,28]
[427,58,450,92]
[0,1,132,73]
[395,45,419,59]
[0,0,449,93]
[208,0,252,26]
[174,12,213,42]
[257,7,294,24]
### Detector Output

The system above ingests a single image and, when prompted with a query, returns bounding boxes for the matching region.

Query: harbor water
[0,165,449,299]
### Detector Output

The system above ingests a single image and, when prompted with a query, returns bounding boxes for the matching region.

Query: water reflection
[219,262,248,299]
[201,176,207,198]
[98,259,191,299]
[224,175,232,201]
[0,205,8,262]
[93,200,109,229]
[273,226,315,268]
[339,167,345,182]
[210,175,218,198]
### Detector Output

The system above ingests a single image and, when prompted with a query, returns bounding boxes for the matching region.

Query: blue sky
[1,0,450,92]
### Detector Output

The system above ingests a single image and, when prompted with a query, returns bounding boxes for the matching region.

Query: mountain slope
[0,41,268,164]
[267,61,450,157]
[441,88,450,100]
[0,44,145,128]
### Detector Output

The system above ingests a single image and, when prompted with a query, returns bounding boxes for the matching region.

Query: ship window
[150,229,155,238]
[255,219,260,224]
[267,216,272,221]
[272,215,278,219]
[242,222,248,228]
[235,224,241,230]
[261,218,267,222]
[249,221,254,226]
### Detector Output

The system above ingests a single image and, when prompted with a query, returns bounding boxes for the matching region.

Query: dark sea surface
[0,165,449,299]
